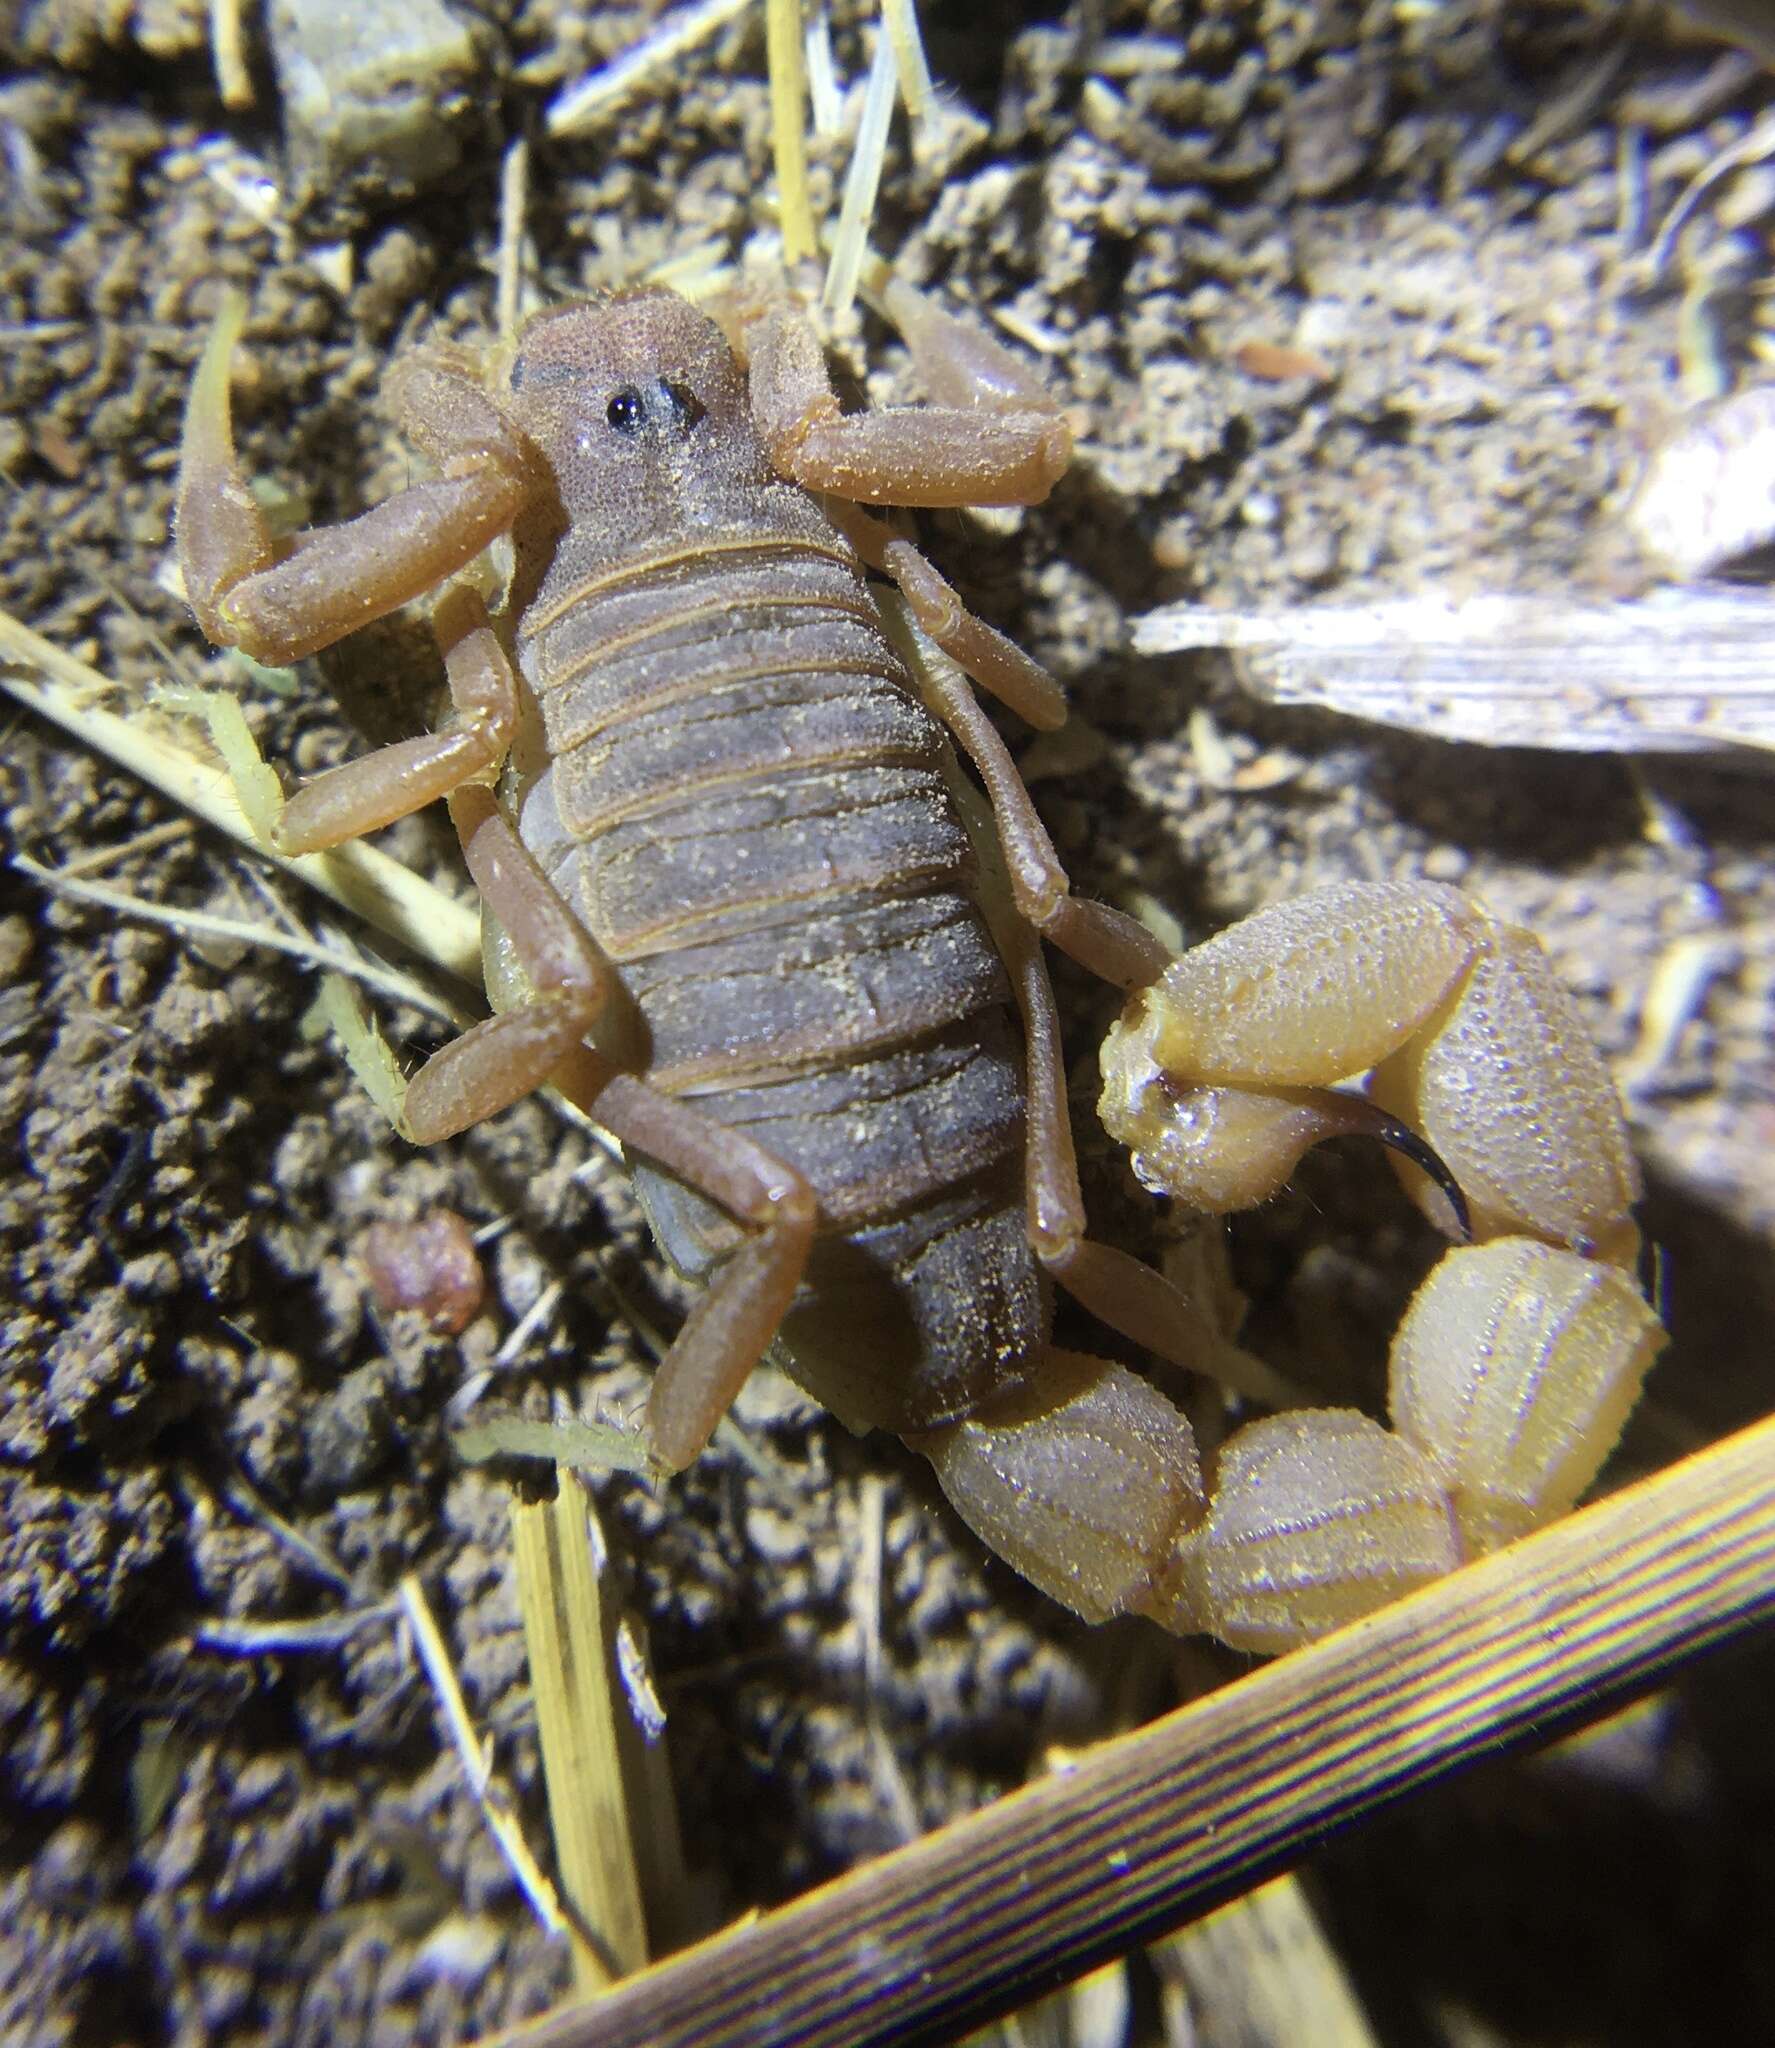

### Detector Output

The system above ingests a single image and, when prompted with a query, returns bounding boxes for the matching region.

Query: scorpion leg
[916,773,1275,1608]
[825,491,1069,727]
[745,299,1071,507]
[872,274,1063,417]
[584,1077,817,1473]
[750,291,1165,989]
[1003,929,1294,1407]
[897,586,1170,991]
[271,586,518,854]
[399,784,620,1143]
[827,494,1166,994]
[176,297,535,666]
[958,781,1292,1407]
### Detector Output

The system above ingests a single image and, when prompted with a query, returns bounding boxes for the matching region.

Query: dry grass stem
[853,1473,920,1843]
[511,1473,682,1994]
[803,6,841,136]
[498,132,532,344]
[207,0,254,109]
[307,973,423,1130]
[767,0,818,263]
[454,1417,651,1474]
[1643,106,1775,278]
[0,616,484,982]
[55,817,196,876]
[398,1573,569,1940]
[1149,1872,1380,2048]
[545,0,757,136]
[822,24,897,316]
[192,1602,401,1655]
[217,1471,354,1592]
[15,856,466,1028]
[880,0,933,124]
[490,1278,567,1373]
[0,320,86,343]
[1615,930,1744,1095]
[498,1411,1775,2048]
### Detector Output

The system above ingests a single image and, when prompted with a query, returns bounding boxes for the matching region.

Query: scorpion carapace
[177,283,1665,1654]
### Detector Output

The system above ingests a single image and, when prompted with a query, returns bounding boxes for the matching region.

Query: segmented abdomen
[513,511,1044,1432]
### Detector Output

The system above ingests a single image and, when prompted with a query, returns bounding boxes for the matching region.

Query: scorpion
[174,276,1667,1655]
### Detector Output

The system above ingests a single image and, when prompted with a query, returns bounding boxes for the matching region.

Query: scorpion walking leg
[744,298,1072,508]
[272,586,519,854]
[988,870,1296,1407]
[176,296,533,665]
[893,592,1170,991]
[400,784,621,1142]
[826,497,1168,994]
[584,1077,817,1473]
[845,549,1257,1379]
[745,292,1165,988]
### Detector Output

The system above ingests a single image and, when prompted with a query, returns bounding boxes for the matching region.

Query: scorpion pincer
[175,279,1666,1653]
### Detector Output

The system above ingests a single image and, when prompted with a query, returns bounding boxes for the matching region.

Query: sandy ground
[0,2,1772,2043]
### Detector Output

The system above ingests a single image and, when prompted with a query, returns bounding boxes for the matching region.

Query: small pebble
[362,1210,486,1335]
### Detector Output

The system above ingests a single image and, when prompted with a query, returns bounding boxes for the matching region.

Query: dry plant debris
[1132,583,1775,754]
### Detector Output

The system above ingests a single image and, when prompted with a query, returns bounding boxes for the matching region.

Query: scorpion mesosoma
[176,281,1667,1654]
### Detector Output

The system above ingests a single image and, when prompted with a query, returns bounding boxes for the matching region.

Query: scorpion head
[502,288,767,517]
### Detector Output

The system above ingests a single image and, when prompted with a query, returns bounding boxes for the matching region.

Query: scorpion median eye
[607,388,646,434]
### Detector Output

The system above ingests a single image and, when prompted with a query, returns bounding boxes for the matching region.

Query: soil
[0,3,1772,2044]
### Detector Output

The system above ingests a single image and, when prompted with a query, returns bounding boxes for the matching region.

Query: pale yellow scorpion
[175,275,1665,1655]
